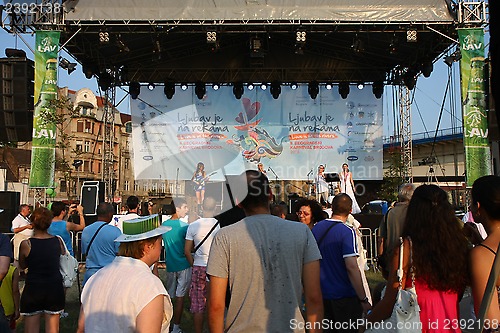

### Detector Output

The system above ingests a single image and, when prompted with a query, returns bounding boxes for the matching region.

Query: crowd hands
[0,173,498,332]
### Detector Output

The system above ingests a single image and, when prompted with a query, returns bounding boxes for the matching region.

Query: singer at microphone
[258,162,267,174]
[315,164,329,205]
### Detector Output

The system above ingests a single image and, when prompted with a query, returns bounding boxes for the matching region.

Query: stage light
[422,61,433,78]
[260,83,267,90]
[164,81,175,99]
[357,82,364,90]
[325,83,333,90]
[82,61,98,79]
[99,31,109,44]
[407,29,417,42]
[98,72,112,91]
[296,31,306,43]
[195,81,206,100]
[250,37,264,58]
[233,82,244,99]
[351,37,364,53]
[247,83,255,91]
[290,82,298,90]
[372,81,384,99]
[129,81,141,99]
[212,83,220,91]
[308,81,319,99]
[180,83,188,91]
[5,48,26,58]
[59,57,77,75]
[206,31,217,43]
[147,83,155,91]
[339,82,350,99]
[116,34,130,53]
[444,50,461,67]
[270,81,281,99]
[403,70,417,90]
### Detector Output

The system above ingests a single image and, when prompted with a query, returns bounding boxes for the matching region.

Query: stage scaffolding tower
[398,85,413,184]
[102,86,116,202]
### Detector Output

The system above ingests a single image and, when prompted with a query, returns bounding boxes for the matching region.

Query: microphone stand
[268,167,279,202]
[307,169,313,197]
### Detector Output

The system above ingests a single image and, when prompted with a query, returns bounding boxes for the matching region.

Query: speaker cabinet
[0,191,21,233]
[80,181,106,216]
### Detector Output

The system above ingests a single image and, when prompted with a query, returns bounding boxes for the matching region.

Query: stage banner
[29,30,60,188]
[458,28,491,187]
[130,85,383,181]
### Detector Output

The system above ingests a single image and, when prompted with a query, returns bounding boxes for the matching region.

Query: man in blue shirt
[81,202,121,285]
[162,198,190,333]
[312,193,371,332]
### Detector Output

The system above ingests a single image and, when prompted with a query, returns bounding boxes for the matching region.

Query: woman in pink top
[366,184,469,332]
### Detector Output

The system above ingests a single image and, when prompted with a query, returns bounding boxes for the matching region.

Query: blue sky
[1,29,464,138]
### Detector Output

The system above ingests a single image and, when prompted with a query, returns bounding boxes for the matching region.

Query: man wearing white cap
[77,214,173,333]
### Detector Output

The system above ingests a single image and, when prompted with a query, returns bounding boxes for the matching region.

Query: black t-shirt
[0,233,13,259]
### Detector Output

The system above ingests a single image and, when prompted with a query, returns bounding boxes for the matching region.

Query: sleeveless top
[193,171,206,191]
[25,237,63,285]
[48,220,73,256]
[477,242,500,326]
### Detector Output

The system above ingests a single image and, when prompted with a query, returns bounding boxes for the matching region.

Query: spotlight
[270,81,281,99]
[247,83,255,90]
[164,81,175,99]
[290,82,298,90]
[422,61,433,78]
[308,81,319,99]
[180,83,188,91]
[98,72,112,91]
[59,57,77,75]
[233,82,244,99]
[206,31,217,43]
[325,83,333,90]
[195,81,206,100]
[339,82,350,99]
[357,83,364,90]
[372,81,384,99]
[403,70,417,90]
[444,50,461,67]
[129,81,141,99]
[82,61,98,79]
[99,31,109,44]
[260,83,267,90]
[212,83,220,91]
[5,48,26,58]
[296,31,306,43]
[116,34,130,53]
[407,29,417,42]
[147,83,155,91]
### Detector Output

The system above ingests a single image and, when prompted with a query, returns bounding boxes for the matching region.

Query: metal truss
[458,1,488,24]
[102,86,116,202]
[398,85,413,183]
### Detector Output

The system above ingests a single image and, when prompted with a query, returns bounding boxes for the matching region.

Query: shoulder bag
[57,236,79,288]
[365,237,421,333]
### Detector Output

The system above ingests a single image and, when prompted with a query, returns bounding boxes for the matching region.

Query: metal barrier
[359,227,379,270]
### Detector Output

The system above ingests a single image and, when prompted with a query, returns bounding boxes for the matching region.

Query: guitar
[192,171,217,191]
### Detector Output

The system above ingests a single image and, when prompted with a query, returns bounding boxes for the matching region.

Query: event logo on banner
[29,30,60,188]
[458,28,491,187]
[130,85,383,181]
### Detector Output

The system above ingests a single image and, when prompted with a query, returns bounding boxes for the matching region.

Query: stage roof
[4,0,462,85]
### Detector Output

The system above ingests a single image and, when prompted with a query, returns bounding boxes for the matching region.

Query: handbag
[366,237,421,333]
[57,236,79,288]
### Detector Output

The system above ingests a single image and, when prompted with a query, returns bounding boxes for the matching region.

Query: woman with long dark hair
[191,162,207,212]
[470,175,500,331]
[366,184,469,332]
[296,199,326,230]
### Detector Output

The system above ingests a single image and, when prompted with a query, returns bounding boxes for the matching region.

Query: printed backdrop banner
[29,30,60,188]
[458,28,491,187]
[131,85,383,181]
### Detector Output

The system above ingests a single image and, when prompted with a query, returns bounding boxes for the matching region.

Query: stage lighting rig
[250,37,264,58]
[164,81,175,99]
[212,83,220,91]
[147,83,155,91]
[444,50,461,67]
[59,57,77,75]
[233,82,244,99]
[270,81,281,99]
[195,81,206,100]
[339,82,350,99]
[129,82,141,99]
[290,82,298,90]
[372,81,384,99]
[98,72,112,91]
[422,60,433,78]
[99,31,109,44]
[407,28,417,42]
[308,81,319,99]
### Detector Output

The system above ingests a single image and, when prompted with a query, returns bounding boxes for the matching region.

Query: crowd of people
[0,172,499,332]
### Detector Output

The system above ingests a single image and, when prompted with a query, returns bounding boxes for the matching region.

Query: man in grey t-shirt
[207,170,323,333]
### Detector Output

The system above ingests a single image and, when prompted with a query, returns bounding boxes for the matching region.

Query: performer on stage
[257,162,266,175]
[191,162,209,212]
[339,163,361,214]
[315,164,329,205]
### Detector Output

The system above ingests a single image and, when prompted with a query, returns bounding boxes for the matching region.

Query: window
[124,180,130,191]
[160,182,166,193]
[143,183,149,191]
[125,121,132,133]
[124,158,130,170]
[83,160,90,172]
[151,183,158,192]
[75,141,83,152]
[134,182,138,191]
[60,180,67,193]
[77,121,84,132]
[84,141,90,152]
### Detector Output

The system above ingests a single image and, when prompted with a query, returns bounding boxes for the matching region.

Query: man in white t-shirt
[11,204,33,267]
[184,197,219,333]
[110,195,140,232]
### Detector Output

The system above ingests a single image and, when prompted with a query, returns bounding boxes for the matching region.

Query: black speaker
[0,57,34,142]
[324,173,340,182]
[80,181,106,216]
[0,191,21,233]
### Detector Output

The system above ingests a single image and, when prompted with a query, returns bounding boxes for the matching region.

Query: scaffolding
[102,86,116,202]
[398,85,413,183]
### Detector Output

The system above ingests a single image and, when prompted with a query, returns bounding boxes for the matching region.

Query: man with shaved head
[312,193,371,332]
